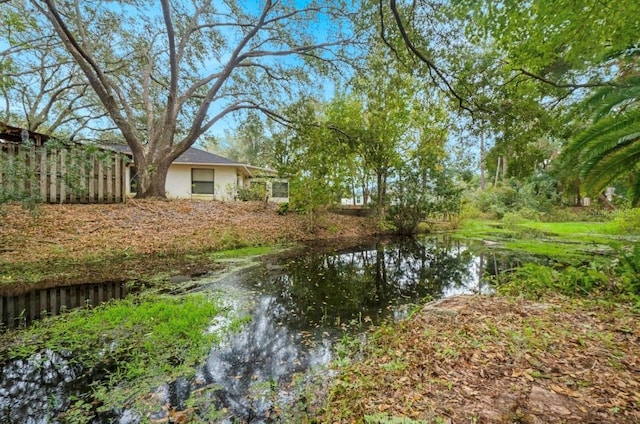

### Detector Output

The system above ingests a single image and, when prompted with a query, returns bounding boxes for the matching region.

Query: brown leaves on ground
[0,199,379,292]
[1,200,379,263]
[323,295,640,423]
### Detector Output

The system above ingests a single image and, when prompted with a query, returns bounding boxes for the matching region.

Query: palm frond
[582,140,640,193]
[563,109,640,160]
[581,75,640,121]
[563,74,640,204]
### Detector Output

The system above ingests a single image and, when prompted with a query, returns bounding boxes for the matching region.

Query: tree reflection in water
[190,235,516,422]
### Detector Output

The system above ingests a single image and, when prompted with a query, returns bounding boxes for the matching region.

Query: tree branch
[387,0,473,114]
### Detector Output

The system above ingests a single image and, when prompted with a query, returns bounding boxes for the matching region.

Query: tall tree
[379,0,639,108]
[26,0,356,197]
[0,2,105,136]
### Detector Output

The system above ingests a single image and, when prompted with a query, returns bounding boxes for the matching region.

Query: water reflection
[0,235,526,423]
[252,236,491,328]
[158,235,501,422]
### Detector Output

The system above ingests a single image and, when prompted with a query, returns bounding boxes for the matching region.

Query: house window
[192,168,214,194]
[271,181,289,198]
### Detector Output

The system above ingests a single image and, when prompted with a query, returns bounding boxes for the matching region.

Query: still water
[0,235,527,423]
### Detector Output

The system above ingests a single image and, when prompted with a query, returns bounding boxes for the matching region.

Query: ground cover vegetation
[1,0,640,422]
[0,287,250,422]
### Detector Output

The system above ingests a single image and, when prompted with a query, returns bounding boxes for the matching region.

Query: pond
[0,235,530,423]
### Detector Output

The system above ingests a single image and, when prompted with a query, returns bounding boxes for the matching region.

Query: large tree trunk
[134,153,172,198]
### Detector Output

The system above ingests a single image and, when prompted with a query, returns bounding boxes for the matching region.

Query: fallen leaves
[321,295,640,423]
[0,199,379,292]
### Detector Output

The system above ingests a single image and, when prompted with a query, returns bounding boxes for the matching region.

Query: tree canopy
[2,0,358,197]
[2,0,639,206]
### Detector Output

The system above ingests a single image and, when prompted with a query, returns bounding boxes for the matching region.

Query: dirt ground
[0,199,380,293]
[321,295,640,423]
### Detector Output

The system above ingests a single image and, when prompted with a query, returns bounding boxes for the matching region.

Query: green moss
[1,291,248,415]
[455,218,638,258]
[0,243,293,290]
[208,244,282,259]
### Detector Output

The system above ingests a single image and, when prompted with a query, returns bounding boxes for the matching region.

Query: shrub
[237,185,267,201]
[611,208,640,234]
[277,202,289,215]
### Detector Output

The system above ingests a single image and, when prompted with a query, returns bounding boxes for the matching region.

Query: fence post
[40,147,48,201]
[59,149,66,203]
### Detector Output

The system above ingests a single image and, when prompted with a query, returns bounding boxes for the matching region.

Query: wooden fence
[0,142,128,203]
[1,281,131,329]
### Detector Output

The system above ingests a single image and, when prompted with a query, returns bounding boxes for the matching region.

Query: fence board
[106,158,113,202]
[29,146,37,198]
[49,148,57,202]
[115,157,122,200]
[2,144,127,203]
[39,147,48,199]
[59,149,66,203]
[98,159,104,202]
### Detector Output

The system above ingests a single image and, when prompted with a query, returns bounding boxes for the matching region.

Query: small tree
[387,162,434,234]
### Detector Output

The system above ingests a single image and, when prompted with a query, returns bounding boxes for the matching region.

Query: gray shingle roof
[174,147,240,165]
[102,144,277,177]
[104,145,241,165]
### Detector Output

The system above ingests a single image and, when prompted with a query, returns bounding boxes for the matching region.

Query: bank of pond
[0,232,636,423]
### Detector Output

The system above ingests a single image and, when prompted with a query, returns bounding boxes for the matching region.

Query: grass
[456,217,638,260]
[207,244,285,259]
[0,290,250,421]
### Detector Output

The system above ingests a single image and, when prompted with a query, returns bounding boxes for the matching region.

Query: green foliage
[470,173,560,219]
[562,76,640,205]
[0,150,41,206]
[610,208,640,234]
[386,161,462,234]
[236,184,267,201]
[1,291,246,417]
[276,201,289,215]
[496,243,640,305]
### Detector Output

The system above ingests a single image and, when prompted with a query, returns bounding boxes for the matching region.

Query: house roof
[175,147,241,165]
[0,122,52,146]
[105,144,277,177]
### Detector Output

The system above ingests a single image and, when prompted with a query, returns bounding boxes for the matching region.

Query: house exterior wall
[124,164,288,202]
[165,164,238,200]
[165,164,193,199]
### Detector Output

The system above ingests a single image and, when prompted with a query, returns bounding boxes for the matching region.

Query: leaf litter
[321,295,640,423]
[0,199,378,293]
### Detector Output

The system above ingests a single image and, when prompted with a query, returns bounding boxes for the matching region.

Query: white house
[108,145,288,202]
